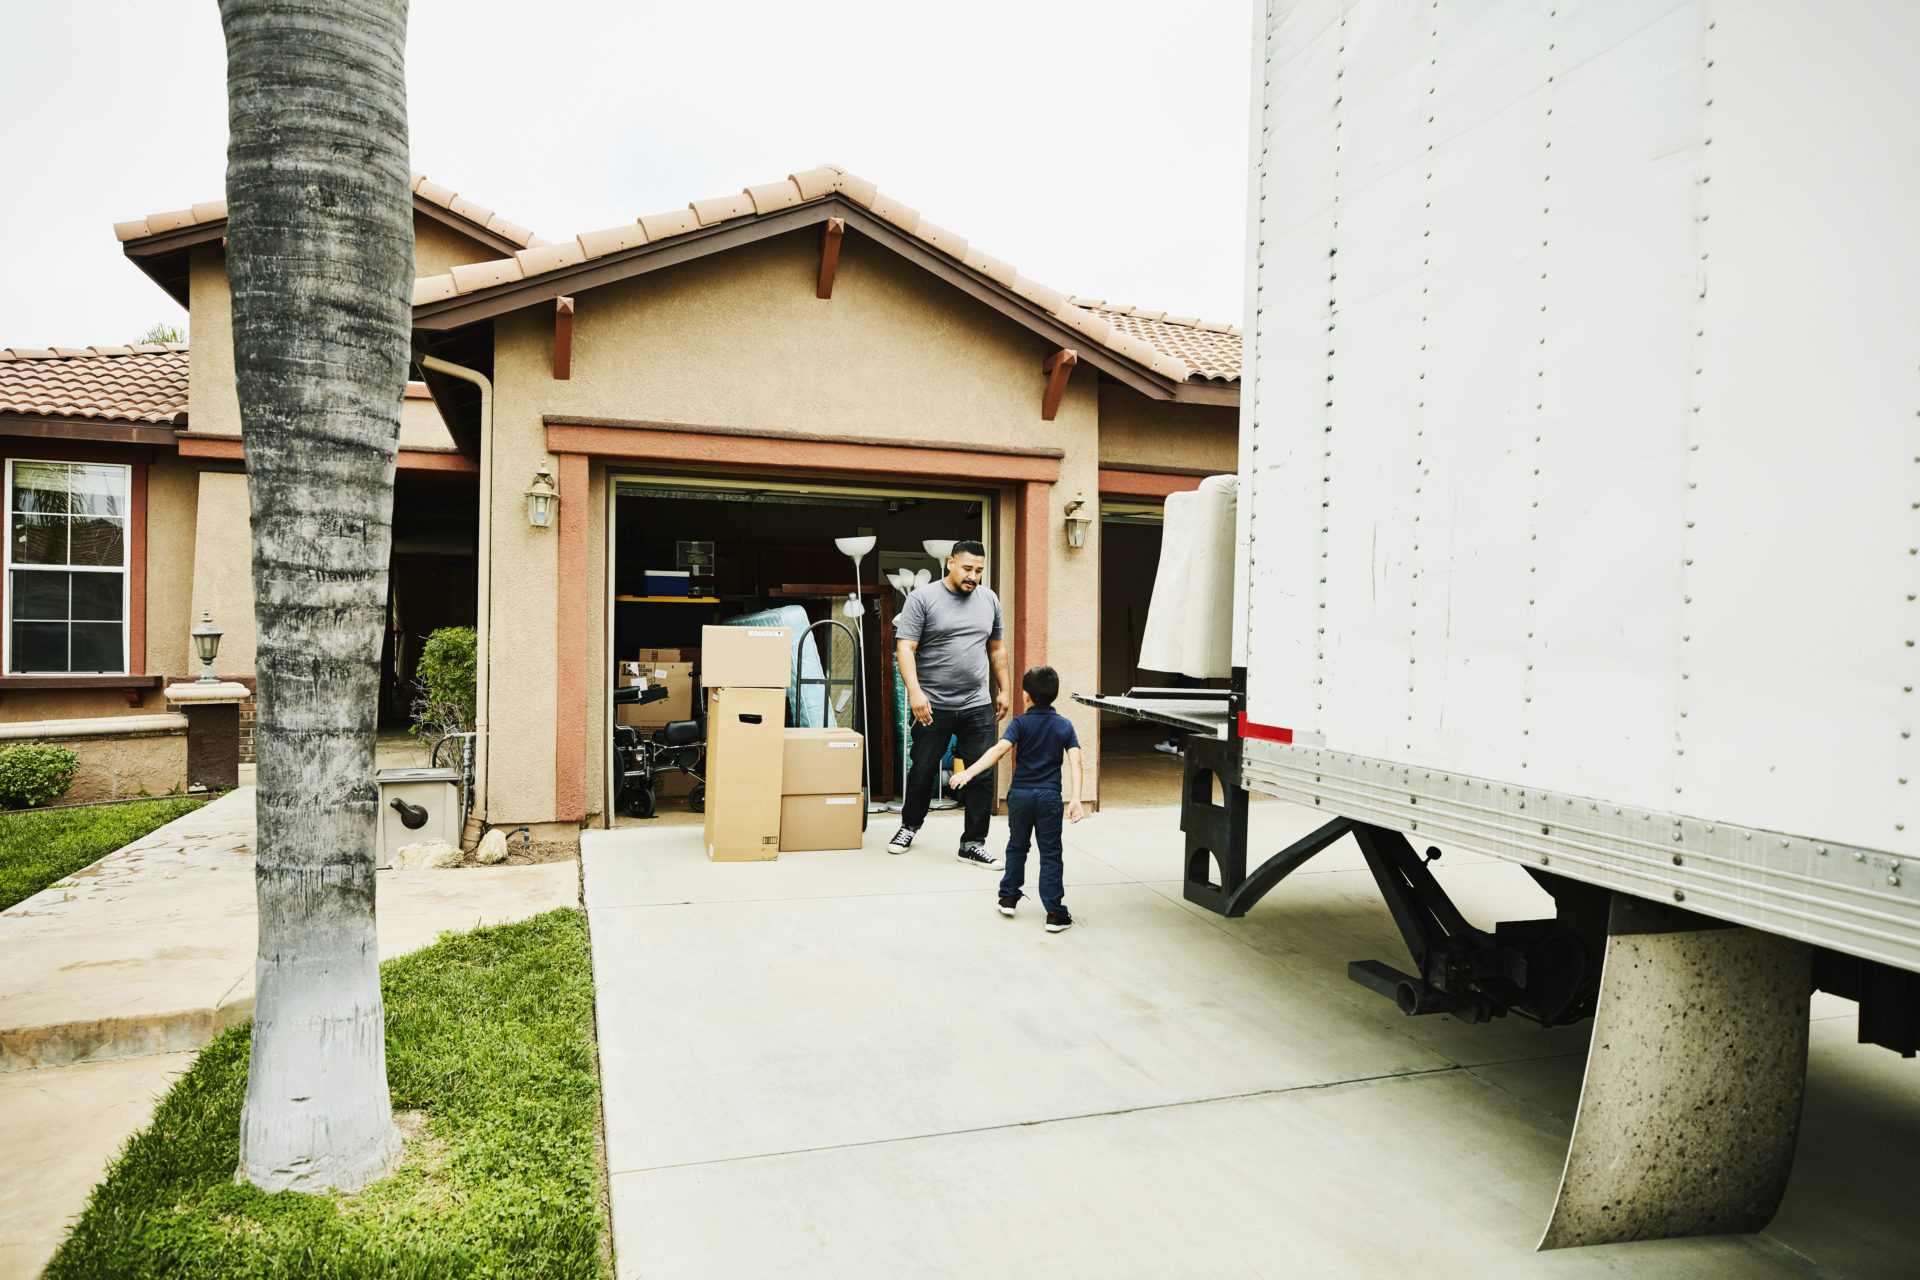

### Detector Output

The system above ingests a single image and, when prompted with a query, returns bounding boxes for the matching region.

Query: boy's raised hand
[1067,799,1086,823]
[950,765,974,791]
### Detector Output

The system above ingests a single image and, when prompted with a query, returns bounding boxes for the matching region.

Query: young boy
[950,666,1086,932]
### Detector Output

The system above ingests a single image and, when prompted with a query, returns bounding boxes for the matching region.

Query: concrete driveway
[583,801,1920,1279]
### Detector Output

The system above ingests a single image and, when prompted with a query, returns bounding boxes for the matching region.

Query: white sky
[0,0,1253,349]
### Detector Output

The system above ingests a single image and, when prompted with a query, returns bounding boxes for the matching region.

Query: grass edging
[45,908,610,1280]
[0,795,208,912]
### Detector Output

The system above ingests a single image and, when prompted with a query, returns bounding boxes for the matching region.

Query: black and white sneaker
[1045,910,1074,933]
[888,826,917,855]
[957,842,1000,869]
[1152,737,1183,756]
[997,896,1019,917]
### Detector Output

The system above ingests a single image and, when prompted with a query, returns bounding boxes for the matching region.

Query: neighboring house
[2,165,1240,828]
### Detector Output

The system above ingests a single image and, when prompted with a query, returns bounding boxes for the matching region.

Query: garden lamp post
[192,611,224,684]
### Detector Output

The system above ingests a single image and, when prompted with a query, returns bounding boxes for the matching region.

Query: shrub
[0,741,80,809]
[411,626,477,751]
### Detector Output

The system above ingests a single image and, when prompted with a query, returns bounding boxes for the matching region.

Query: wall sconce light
[1063,492,1093,549]
[191,610,223,684]
[525,467,560,530]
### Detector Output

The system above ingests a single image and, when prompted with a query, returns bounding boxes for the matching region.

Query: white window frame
[3,459,132,676]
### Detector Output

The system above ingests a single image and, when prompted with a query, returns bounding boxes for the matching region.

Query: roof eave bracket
[1041,348,1078,422]
[817,218,845,299]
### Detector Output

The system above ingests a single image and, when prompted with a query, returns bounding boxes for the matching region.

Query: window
[5,460,129,674]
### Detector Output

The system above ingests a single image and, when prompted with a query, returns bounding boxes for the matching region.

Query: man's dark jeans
[1000,788,1065,912]
[900,702,997,845]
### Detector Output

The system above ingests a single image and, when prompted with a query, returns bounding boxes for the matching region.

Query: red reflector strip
[1237,713,1327,749]
[1237,712,1292,743]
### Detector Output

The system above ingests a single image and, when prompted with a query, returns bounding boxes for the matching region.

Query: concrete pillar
[165,681,252,791]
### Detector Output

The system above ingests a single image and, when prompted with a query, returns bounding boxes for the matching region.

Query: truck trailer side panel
[1241,0,1920,969]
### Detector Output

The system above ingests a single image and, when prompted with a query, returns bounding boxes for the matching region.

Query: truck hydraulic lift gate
[1078,674,1920,1248]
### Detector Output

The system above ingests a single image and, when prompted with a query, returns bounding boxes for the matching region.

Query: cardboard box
[782,728,864,796]
[617,661,694,728]
[635,647,681,664]
[780,793,864,852]
[703,687,786,861]
[702,624,791,689]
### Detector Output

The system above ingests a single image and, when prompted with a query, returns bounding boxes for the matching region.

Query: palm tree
[220,0,412,1193]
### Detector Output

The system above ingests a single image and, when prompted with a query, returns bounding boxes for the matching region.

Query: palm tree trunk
[220,0,411,1194]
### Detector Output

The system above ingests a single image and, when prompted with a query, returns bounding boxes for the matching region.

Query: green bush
[410,626,477,747]
[0,741,80,809]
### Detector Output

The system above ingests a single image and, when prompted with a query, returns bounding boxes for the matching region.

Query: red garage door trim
[545,422,1059,824]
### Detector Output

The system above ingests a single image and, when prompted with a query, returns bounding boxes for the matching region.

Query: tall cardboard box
[779,794,864,851]
[703,687,785,861]
[782,728,864,795]
[702,625,791,689]
[617,661,694,729]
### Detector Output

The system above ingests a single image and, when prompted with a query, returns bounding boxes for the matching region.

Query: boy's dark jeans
[900,703,997,845]
[1000,787,1065,913]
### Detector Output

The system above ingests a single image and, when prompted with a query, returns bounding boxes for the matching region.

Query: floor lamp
[834,536,886,814]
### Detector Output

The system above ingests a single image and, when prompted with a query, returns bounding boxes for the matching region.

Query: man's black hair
[951,539,986,559]
[1021,665,1060,706]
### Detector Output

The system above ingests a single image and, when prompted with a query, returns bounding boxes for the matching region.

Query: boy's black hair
[951,538,986,559]
[1021,665,1060,706]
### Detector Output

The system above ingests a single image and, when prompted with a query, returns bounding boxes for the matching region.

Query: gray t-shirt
[895,580,1003,710]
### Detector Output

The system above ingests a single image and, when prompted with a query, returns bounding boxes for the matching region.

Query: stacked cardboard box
[616,659,694,730]
[780,727,864,851]
[701,625,791,861]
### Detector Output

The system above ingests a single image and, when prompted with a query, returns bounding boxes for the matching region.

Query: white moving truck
[1087,0,1918,1250]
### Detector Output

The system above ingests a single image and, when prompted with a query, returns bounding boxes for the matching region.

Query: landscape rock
[391,838,461,870]
[473,829,509,865]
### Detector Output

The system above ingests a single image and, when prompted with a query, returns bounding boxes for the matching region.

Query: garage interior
[1096,498,1192,809]
[608,475,988,826]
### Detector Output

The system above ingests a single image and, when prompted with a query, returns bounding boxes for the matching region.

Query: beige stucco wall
[1097,382,1238,474]
[482,229,1104,826]
[400,397,458,451]
[186,246,241,439]
[145,454,202,681]
[188,471,257,678]
[413,217,503,278]
[185,214,505,442]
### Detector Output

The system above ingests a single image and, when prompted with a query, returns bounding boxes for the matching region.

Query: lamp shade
[834,535,877,558]
[922,539,956,565]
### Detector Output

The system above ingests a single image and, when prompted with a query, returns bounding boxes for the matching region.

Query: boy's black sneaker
[997,896,1019,917]
[1045,910,1074,933]
[957,842,1000,869]
[888,826,916,855]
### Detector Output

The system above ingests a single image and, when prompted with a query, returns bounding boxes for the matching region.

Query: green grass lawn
[0,795,207,912]
[45,908,610,1280]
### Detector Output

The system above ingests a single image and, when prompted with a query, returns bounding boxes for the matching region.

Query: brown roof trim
[176,433,477,473]
[414,203,825,329]
[543,415,1067,460]
[421,197,1228,405]
[1098,462,1228,478]
[121,194,535,308]
[410,196,524,258]
[0,413,181,446]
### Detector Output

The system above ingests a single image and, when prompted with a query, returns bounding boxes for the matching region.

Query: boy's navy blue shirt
[1001,704,1080,792]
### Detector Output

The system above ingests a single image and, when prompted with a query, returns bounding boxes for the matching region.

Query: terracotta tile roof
[0,345,190,424]
[412,165,1240,385]
[1067,300,1241,382]
[113,173,549,250]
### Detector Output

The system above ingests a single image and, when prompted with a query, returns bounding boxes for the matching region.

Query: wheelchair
[612,682,707,819]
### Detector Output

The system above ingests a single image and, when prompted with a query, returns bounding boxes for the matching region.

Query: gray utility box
[374,767,461,868]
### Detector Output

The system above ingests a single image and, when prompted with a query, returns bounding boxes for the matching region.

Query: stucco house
[0,165,1240,831]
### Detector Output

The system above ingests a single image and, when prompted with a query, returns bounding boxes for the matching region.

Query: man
[891,540,1011,866]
